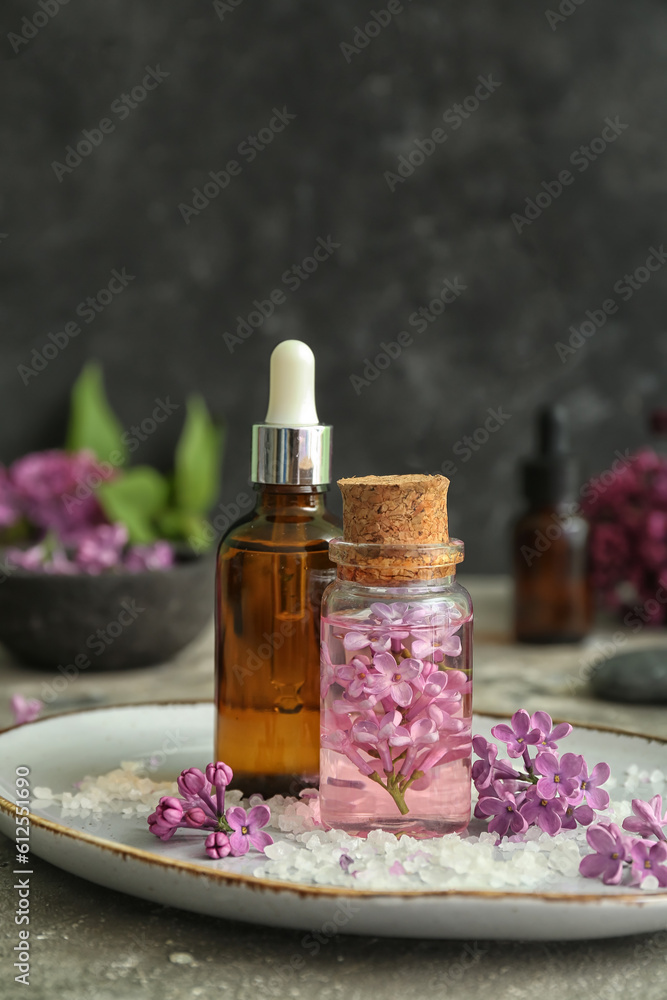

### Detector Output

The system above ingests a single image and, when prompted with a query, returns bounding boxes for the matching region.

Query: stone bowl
[0,549,216,670]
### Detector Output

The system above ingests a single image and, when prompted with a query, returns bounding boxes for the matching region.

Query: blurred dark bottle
[513,405,593,643]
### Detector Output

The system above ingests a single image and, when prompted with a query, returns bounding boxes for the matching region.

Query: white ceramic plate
[0,702,666,940]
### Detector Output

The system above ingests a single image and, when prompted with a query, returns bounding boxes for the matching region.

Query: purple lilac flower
[226,805,273,855]
[344,656,374,698]
[477,790,528,838]
[531,711,573,750]
[147,796,184,841]
[124,541,174,572]
[206,762,234,788]
[320,728,376,776]
[579,823,631,885]
[75,523,128,574]
[570,761,611,811]
[184,807,209,828]
[0,467,21,528]
[9,694,43,726]
[177,767,209,799]
[622,795,667,841]
[471,736,519,790]
[491,710,542,759]
[520,788,566,835]
[534,752,584,799]
[629,839,667,887]
[6,543,48,571]
[10,449,109,540]
[368,652,421,707]
[561,802,595,830]
[205,831,232,859]
[351,712,402,772]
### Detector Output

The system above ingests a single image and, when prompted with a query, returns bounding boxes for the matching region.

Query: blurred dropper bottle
[513,405,593,643]
[214,341,341,795]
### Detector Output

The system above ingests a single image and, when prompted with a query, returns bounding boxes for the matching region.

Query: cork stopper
[332,475,463,585]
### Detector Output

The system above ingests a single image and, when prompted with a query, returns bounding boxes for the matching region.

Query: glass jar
[319,539,473,838]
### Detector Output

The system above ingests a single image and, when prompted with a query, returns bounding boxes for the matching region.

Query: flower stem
[369,770,410,815]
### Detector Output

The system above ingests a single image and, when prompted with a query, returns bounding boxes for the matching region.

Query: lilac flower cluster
[580,796,667,887]
[148,762,273,860]
[0,449,173,574]
[474,710,610,839]
[9,693,43,726]
[321,602,472,815]
[582,447,667,623]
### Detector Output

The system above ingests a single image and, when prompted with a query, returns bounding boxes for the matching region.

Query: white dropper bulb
[264,340,320,426]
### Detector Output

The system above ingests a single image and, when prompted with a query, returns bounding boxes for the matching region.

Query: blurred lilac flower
[0,467,21,528]
[6,543,48,572]
[124,541,174,572]
[75,523,128,574]
[10,694,43,726]
[10,449,109,540]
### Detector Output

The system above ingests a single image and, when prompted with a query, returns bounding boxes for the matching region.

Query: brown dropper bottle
[214,341,341,796]
[513,405,592,643]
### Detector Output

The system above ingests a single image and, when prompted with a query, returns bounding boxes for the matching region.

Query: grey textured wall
[1,0,666,571]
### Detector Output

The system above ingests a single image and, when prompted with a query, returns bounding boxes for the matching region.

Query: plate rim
[1,699,666,907]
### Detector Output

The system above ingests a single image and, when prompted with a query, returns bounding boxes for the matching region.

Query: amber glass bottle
[513,406,593,643]
[214,340,341,795]
[215,485,340,795]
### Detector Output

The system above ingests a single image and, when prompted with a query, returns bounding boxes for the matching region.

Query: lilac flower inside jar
[320,475,473,838]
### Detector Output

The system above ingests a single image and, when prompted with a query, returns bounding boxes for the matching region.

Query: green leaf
[173,395,223,515]
[156,508,206,542]
[98,467,170,544]
[66,363,126,464]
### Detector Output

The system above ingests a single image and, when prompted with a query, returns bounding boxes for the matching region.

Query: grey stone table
[1,577,666,1000]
